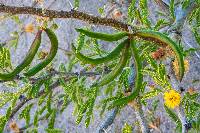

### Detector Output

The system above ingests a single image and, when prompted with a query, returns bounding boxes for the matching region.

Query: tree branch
[0,3,131,31]
[8,70,101,120]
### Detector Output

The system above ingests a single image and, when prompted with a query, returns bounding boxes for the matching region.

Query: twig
[127,64,150,133]
[0,3,131,31]
[176,107,187,133]
[165,1,200,133]
[19,112,49,131]
[133,101,149,133]
[58,47,73,55]
[8,70,101,120]
[9,79,60,120]
[0,70,101,83]
[153,0,170,15]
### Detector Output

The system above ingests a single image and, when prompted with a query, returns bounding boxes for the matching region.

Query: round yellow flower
[164,89,181,109]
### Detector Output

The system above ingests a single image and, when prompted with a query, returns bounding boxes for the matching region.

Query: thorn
[67,0,74,9]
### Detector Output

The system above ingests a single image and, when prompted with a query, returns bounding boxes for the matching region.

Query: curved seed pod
[0,30,42,80]
[133,30,184,81]
[72,39,127,65]
[109,40,143,107]
[75,28,128,42]
[126,39,143,100]
[96,39,130,87]
[24,28,58,77]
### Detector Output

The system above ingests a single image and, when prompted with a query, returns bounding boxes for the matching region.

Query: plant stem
[177,107,187,133]
[0,3,131,31]
[131,100,150,133]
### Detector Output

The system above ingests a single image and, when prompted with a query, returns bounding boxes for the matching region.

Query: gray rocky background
[0,0,200,133]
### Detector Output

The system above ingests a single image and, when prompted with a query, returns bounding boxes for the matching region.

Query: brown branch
[9,80,60,120]
[0,4,131,31]
[153,0,170,15]
[8,70,101,120]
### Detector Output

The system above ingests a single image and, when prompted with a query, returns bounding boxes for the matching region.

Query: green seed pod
[133,30,184,81]
[96,39,130,87]
[108,40,143,108]
[72,39,127,65]
[126,39,143,99]
[0,30,42,80]
[24,28,58,77]
[75,28,128,42]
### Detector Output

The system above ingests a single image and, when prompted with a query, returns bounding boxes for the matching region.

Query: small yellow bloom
[164,89,181,109]
[24,23,34,33]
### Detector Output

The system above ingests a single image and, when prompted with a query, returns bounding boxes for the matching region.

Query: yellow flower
[24,23,34,33]
[164,89,181,109]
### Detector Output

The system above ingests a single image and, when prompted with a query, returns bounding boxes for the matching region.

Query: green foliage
[76,33,85,52]
[170,0,175,20]
[127,0,136,24]
[143,55,171,89]
[19,103,34,127]
[76,87,98,127]
[139,0,151,27]
[0,116,7,132]
[33,111,39,127]
[10,15,21,24]
[141,88,162,101]
[119,67,131,89]
[182,0,190,9]
[0,46,12,71]
[45,128,63,133]
[188,7,200,27]
[9,31,19,48]
[122,123,132,133]
[192,27,200,46]
[164,105,182,130]
[74,0,80,10]
[48,109,56,128]
[28,80,43,98]
[50,23,59,31]
[0,84,30,108]
[154,19,170,31]
[182,92,200,119]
